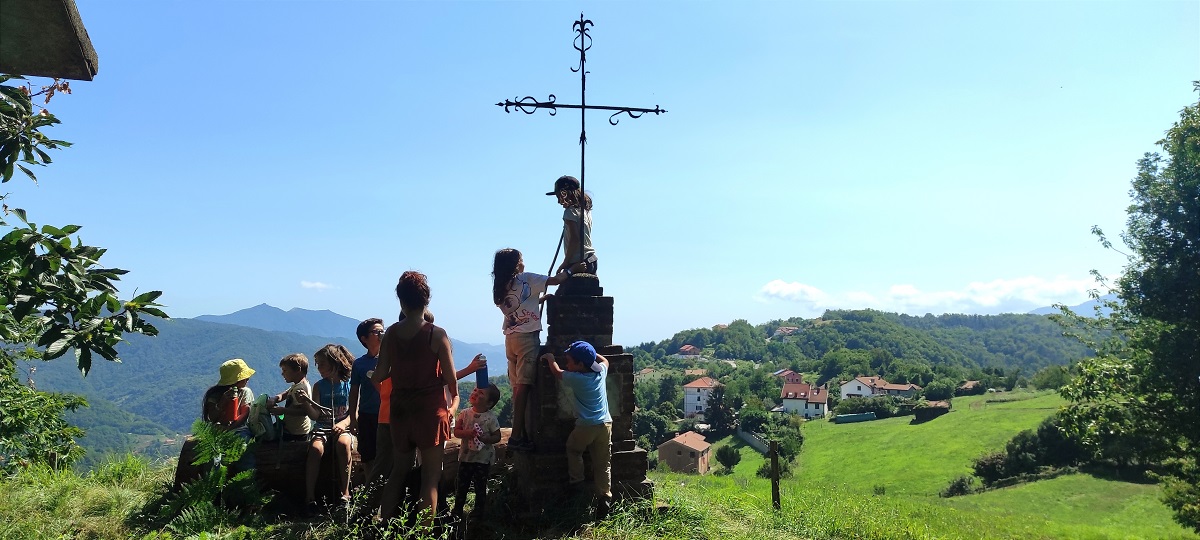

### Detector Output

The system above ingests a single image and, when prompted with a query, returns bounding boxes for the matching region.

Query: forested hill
[634,310,1094,387]
[28,315,506,434]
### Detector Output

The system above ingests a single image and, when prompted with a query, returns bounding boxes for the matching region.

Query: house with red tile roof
[839,375,922,400]
[682,376,721,417]
[779,382,829,418]
[657,431,711,474]
[772,369,805,385]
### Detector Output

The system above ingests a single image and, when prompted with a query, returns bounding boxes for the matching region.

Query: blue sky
[9,1,1198,345]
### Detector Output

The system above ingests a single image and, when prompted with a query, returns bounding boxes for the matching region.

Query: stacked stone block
[510,274,652,509]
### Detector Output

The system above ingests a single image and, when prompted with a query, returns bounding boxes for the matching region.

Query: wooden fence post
[769,440,780,510]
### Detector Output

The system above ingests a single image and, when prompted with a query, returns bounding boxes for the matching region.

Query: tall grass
[0,454,170,540]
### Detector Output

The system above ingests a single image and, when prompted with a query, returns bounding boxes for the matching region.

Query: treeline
[633,310,1094,390]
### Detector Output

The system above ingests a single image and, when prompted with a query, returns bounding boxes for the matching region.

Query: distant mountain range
[26,305,507,462]
[1028,294,1119,316]
[195,304,361,341]
[195,304,508,374]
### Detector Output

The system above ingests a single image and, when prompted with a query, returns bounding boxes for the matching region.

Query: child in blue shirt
[542,340,612,519]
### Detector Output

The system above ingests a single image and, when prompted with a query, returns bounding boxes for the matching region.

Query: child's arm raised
[545,268,570,287]
[542,353,565,380]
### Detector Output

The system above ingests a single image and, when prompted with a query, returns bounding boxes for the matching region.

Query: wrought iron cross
[497,13,667,268]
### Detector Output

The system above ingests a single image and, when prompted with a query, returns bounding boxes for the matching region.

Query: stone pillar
[510,274,652,511]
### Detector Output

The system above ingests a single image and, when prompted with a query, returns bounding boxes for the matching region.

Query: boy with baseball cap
[542,340,612,519]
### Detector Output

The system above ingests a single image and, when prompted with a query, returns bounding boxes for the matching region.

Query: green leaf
[77,347,92,376]
[59,224,81,234]
[130,290,163,304]
[45,337,72,360]
[104,294,120,314]
[140,307,170,319]
[16,164,35,182]
[41,224,65,237]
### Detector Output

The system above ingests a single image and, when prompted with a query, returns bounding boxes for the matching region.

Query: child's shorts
[281,431,310,442]
[505,331,541,386]
[311,428,357,451]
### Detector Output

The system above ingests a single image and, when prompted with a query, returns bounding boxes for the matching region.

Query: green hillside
[23,318,361,434]
[796,392,1066,496]
[636,310,1094,389]
[630,390,1195,539]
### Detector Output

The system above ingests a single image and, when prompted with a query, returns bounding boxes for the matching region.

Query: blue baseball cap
[565,341,597,368]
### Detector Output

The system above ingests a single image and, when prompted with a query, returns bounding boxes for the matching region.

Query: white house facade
[683,376,721,417]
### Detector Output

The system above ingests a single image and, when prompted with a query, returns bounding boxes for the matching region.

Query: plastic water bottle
[476,355,489,388]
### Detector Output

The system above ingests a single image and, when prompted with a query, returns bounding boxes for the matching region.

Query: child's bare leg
[380,448,416,522]
[306,438,326,503]
[512,383,530,440]
[337,433,354,498]
[417,444,444,525]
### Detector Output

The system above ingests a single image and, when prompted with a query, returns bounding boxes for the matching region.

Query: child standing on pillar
[542,341,612,519]
[547,175,598,275]
[451,385,502,520]
[492,248,568,451]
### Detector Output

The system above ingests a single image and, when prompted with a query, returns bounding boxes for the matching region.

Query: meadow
[2,391,1195,539]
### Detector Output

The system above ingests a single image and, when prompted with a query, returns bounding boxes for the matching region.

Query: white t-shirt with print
[498,272,548,335]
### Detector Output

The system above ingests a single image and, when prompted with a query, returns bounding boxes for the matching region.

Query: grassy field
[2,390,1194,539]
[646,390,1197,539]
[797,391,1066,497]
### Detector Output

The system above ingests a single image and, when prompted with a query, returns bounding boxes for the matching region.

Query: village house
[683,376,721,417]
[684,368,708,377]
[957,380,984,396]
[657,431,711,474]
[779,382,829,418]
[771,326,800,338]
[772,368,805,385]
[839,375,922,399]
[671,344,704,361]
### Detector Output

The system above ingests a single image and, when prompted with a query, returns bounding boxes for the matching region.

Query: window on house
[690,451,696,458]
[677,451,682,456]
[857,385,862,390]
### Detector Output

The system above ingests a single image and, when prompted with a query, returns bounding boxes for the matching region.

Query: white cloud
[756,280,832,309]
[300,281,332,290]
[758,275,1101,315]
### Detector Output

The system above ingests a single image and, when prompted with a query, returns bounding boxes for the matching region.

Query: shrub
[715,445,741,471]
[972,451,1009,486]
[941,475,976,497]
[834,396,898,418]
[755,459,793,479]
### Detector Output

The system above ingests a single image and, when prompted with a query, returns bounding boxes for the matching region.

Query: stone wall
[510,274,652,510]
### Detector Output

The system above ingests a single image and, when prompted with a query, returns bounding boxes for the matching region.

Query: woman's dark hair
[314,343,354,380]
[492,248,522,305]
[395,270,431,309]
[201,384,230,422]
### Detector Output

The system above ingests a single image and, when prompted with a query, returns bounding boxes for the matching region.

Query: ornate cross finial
[497,14,667,265]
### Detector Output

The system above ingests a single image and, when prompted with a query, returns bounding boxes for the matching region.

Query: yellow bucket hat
[218,358,255,386]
